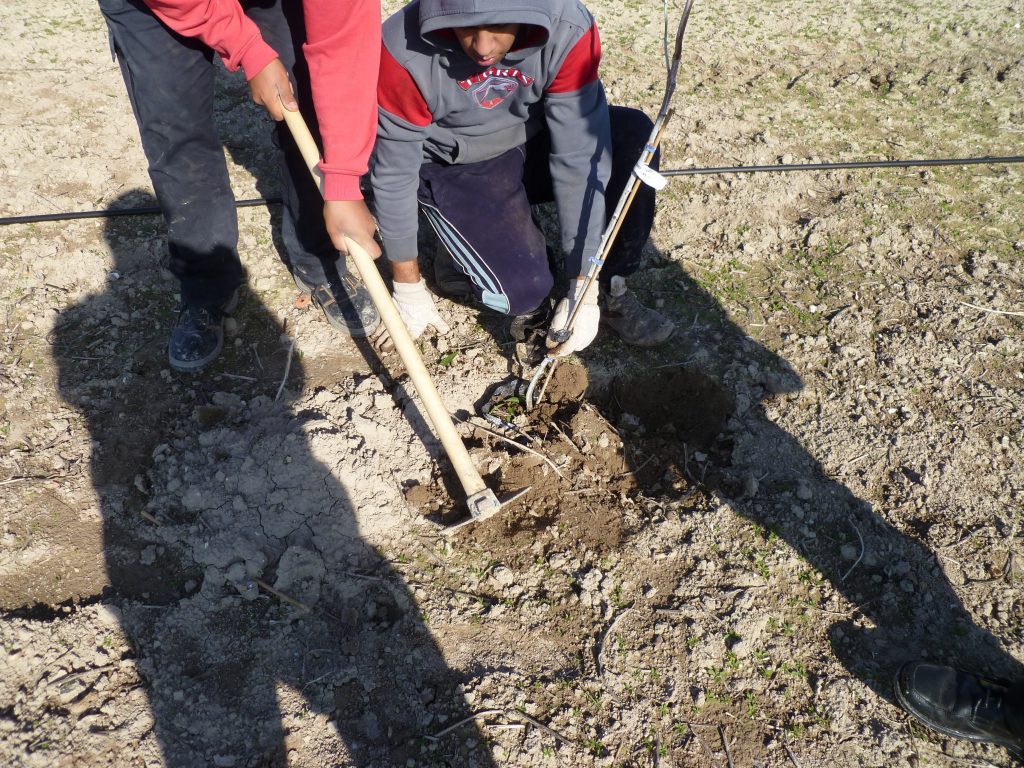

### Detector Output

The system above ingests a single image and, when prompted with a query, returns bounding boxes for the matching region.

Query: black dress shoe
[895,662,1024,760]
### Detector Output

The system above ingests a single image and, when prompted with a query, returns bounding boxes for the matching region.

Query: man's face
[452,24,520,68]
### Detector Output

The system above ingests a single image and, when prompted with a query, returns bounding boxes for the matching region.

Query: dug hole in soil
[2,0,1023,767]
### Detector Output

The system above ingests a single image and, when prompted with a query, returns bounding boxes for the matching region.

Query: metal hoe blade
[443,486,532,535]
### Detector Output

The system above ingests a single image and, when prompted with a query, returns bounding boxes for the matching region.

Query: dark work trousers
[98,0,336,308]
[417,105,658,317]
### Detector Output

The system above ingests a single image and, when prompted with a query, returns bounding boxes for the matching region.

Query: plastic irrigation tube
[660,154,1024,177]
[3,153,1022,225]
[0,196,281,227]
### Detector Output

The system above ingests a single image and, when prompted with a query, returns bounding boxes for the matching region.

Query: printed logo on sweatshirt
[457,67,535,109]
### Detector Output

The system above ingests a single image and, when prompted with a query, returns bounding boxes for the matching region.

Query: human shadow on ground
[428,194,1024,753]
[579,244,1024,710]
[51,191,496,767]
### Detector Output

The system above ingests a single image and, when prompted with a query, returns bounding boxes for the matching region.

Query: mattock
[280,105,526,533]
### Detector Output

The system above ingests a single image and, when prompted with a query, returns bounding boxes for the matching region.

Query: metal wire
[0,196,281,227]
[660,154,1024,177]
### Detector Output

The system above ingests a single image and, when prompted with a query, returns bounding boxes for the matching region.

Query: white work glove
[545,278,600,357]
[371,278,450,352]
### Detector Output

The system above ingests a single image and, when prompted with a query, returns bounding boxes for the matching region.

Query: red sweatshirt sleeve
[141,0,277,81]
[302,0,382,200]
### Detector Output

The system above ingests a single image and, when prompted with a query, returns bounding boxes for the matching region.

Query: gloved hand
[371,278,451,352]
[545,278,600,357]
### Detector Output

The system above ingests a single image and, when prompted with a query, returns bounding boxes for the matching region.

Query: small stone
[491,566,515,587]
[359,712,382,743]
[226,562,247,584]
[57,681,87,704]
[94,605,123,627]
[181,487,205,511]
[741,473,758,497]
[840,544,859,561]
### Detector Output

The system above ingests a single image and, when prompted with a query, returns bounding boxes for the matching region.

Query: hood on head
[419,0,554,44]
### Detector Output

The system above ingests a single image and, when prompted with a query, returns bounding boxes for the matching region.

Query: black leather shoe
[895,662,1024,760]
[168,289,239,372]
[293,271,380,338]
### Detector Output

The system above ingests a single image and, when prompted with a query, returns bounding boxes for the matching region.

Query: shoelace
[972,683,1007,725]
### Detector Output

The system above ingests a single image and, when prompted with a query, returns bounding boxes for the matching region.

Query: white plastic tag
[633,162,668,190]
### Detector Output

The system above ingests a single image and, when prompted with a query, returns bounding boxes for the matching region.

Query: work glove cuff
[393,278,432,305]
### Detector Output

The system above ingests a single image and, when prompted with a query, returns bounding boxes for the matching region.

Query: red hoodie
[141,0,380,201]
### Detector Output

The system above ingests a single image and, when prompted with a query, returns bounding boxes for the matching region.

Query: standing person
[365,0,675,359]
[98,0,382,371]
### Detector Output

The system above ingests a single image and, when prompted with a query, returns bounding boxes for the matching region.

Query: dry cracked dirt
[1,1,1023,766]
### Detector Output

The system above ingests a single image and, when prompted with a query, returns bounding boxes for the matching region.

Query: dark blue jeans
[98,0,336,307]
[417,106,658,316]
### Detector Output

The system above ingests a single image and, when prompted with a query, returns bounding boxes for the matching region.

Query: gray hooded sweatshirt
[371,0,612,279]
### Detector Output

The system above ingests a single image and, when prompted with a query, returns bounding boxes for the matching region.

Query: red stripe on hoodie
[546,21,601,94]
[378,46,432,127]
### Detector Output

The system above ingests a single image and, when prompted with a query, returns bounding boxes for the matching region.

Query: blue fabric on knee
[481,290,511,314]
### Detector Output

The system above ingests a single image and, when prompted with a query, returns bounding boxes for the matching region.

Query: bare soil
[1,1,1022,766]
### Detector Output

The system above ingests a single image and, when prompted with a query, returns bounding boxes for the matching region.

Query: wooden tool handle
[343,235,487,497]
[279,106,488,498]
[280,107,325,193]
